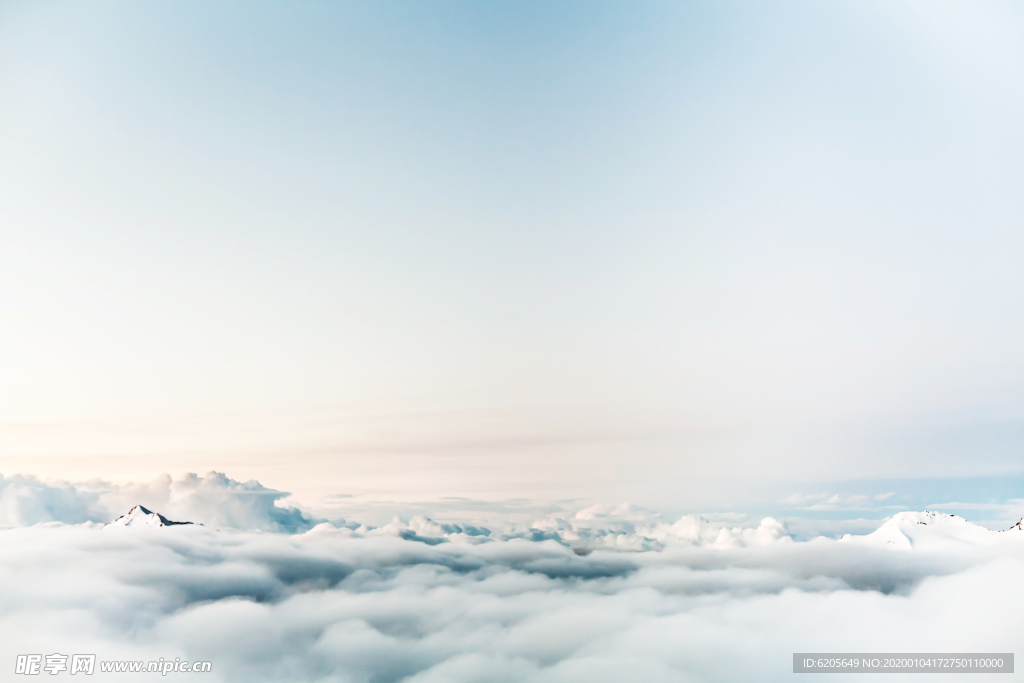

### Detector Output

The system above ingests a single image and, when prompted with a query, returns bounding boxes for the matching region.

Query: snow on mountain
[840,510,1016,550]
[104,505,193,528]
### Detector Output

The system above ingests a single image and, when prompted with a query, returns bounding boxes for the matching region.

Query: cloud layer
[0,472,806,549]
[1,488,1023,681]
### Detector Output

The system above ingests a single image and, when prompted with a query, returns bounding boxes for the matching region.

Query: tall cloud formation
[0,472,319,533]
[1,477,1023,681]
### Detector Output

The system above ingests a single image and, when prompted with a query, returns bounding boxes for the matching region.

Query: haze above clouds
[1,0,1023,506]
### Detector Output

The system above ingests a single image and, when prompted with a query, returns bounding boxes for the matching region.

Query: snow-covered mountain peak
[104,505,193,528]
[841,510,1004,550]
[891,510,968,528]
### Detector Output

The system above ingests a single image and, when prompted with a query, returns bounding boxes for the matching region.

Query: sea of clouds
[1,472,1022,682]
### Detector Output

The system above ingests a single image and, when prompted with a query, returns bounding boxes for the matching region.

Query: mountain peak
[104,505,193,528]
[841,510,1002,550]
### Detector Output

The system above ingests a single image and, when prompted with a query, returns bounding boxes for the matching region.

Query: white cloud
[4,473,1024,681]
[0,472,318,532]
[0,474,800,550]
[0,474,100,526]
[780,492,896,511]
[0,515,1022,682]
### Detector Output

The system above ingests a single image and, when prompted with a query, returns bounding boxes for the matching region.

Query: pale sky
[1,0,1022,509]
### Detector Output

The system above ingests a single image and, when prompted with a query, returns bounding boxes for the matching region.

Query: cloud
[0,474,101,526]
[0,516,1022,682]
[4,474,1024,680]
[0,472,318,532]
[780,492,899,511]
[2,485,1024,683]
[0,472,798,549]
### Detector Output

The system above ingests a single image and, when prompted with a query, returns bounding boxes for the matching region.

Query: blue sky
[1,1,1022,518]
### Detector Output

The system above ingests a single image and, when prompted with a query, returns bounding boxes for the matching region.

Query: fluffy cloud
[371,512,795,552]
[0,472,797,549]
[0,474,100,526]
[0,472,318,532]
[1,502,1023,682]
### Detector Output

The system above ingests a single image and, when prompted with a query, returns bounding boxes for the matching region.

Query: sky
[1,1,1023,518]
